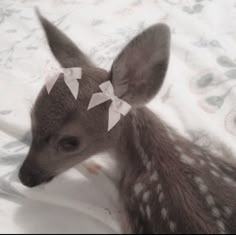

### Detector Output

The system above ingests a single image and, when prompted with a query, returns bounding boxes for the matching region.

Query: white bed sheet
[0,0,236,233]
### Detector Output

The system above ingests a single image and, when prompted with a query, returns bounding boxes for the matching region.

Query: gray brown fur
[19,10,236,234]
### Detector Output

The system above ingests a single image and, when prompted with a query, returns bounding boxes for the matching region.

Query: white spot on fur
[161,208,168,220]
[150,171,159,182]
[206,155,212,162]
[175,146,183,152]
[143,191,151,203]
[223,207,233,217]
[139,205,145,216]
[139,148,148,165]
[210,162,219,169]
[206,195,215,206]
[212,208,221,218]
[157,184,162,194]
[211,170,220,178]
[194,177,203,184]
[200,160,206,166]
[180,154,195,165]
[225,166,234,173]
[146,161,151,171]
[146,205,151,220]
[217,220,226,233]
[169,221,176,232]
[223,176,234,185]
[195,176,208,194]
[159,192,164,203]
[195,175,226,233]
[134,183,144,196]
[132,121,149,166]
[199,183,208,194]
[219,231,226,235]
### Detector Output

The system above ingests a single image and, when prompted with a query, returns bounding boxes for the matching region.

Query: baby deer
[19,11,236,234]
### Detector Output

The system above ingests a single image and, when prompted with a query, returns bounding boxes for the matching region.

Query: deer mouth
[20,174,55,188]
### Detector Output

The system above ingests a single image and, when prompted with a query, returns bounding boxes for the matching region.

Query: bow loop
[99,81,116,100]
[88,81,131,131]
[45,67,82,99]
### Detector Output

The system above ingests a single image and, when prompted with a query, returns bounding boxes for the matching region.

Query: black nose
[18,164,54,188]
[18,166,40,188]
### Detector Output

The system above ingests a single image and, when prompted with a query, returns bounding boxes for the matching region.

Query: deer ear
[111,23,171,106]
[36,9,93,68]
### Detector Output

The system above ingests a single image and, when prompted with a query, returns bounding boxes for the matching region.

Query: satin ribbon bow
[45,67,82,99]
[88,81,131,131]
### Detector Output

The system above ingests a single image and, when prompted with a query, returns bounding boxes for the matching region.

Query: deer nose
[18,163,54,188]
[18,165,39,188]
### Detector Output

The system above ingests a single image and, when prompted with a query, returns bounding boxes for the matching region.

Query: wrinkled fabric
[0,0,236,233]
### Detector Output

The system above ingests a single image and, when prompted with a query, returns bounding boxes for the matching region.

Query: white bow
[45,67,82,99]
[88,81,131,131]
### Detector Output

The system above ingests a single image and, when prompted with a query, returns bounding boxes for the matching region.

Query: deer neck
[116,107,178,178]
[116,107,234,234]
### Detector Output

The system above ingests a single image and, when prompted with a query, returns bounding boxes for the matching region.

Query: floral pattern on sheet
[190,54,236,136]
[163,0,213,15]
[0,0,234,191]
[0,0,236,233]
[0,0,235,153]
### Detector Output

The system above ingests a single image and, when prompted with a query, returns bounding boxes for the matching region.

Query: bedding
[0,0,236,233]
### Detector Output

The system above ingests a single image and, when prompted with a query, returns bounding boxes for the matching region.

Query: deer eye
[58,136,80,152]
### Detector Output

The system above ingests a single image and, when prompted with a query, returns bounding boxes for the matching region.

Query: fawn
[19,11,236,234]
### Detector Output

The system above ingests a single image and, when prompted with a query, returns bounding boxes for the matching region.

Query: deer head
[18,11,170,188]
